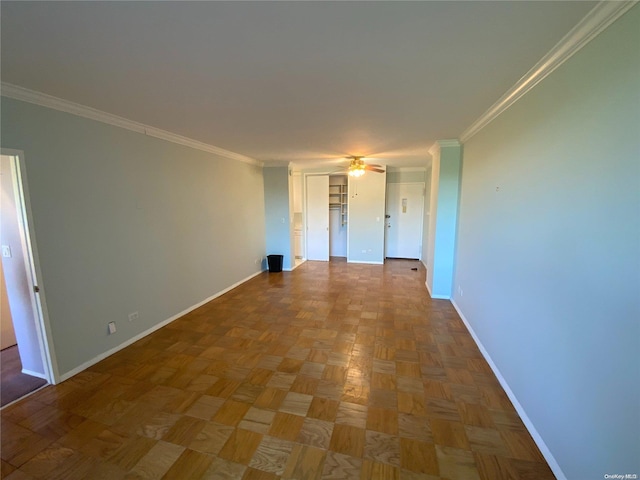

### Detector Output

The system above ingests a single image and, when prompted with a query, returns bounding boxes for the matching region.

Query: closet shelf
[330,175,348,229]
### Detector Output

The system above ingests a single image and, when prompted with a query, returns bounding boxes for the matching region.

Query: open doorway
[329,175,347,261]
[291,172,305,268]
[1,152,52,407]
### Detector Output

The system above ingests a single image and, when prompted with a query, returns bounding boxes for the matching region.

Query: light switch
[108,322,116,334]
[2,245,11,258]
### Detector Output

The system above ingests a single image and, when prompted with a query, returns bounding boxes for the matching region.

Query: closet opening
[329,175,347,261]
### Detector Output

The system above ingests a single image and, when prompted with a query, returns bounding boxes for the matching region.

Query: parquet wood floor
[0,260,555,479]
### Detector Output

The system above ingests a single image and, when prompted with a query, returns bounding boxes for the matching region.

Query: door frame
[1,149,58,385]
[384,182,425,259]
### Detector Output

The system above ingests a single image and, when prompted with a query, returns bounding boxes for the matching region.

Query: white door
[1,153,52,383]
[385,183,424,259]
[329,209,346,257]
[306,175,329,261]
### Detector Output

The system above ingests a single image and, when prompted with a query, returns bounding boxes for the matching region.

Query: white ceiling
[1,1,596,169]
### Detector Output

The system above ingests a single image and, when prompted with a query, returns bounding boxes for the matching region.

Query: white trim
[436,139,461,148]
[459,0,637,143]
[425,279,449,300]
[58,269,265,382]
[0,83,262,167]
[347,260,384,265]
[290,259,306,271]
[428,139,461,156]
[21,368,48,380]
[2,149,59,384]
[451,300,568,480]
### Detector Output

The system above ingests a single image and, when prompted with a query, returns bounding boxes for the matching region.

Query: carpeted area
[1,345,47,407]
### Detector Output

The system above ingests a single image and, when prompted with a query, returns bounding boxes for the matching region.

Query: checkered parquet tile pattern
[1,259,555,479]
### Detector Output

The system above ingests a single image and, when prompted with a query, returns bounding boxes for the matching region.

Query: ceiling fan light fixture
[348,156,366,177]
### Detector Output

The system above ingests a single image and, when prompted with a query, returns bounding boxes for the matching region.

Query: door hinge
[33,285,40,293]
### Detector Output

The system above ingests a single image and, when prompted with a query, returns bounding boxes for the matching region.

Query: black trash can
[267,255,284,273]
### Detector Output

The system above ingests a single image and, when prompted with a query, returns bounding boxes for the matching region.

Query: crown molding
[437,139,461,148]
[1,83,262,166]
[428,139,461,155]
[459,0,637,143]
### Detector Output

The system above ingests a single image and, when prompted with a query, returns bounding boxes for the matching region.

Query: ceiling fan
[345,156,385,177]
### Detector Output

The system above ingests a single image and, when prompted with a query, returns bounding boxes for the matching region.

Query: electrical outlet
[128,312,139,322]
[108,322,116,334]
[458,286,463,296]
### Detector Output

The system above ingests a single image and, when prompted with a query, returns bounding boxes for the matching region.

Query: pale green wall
[454,6,640,479]
[427,144,461,298]
[1,97,266,377]
[386,169,425,184]
[263,167,292,270]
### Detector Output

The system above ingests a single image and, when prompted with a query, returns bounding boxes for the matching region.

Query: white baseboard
[451,300,567,480]
[58,269,265,383]
[289,259,306,271]
[347,260,384,265]
[425,279,449,299]
[21,368,48,380]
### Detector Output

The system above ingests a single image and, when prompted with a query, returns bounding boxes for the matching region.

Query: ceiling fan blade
[366,167,385,173]
[368,164,382,168]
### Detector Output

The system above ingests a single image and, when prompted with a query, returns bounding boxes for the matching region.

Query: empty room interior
[0,2,638,480]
